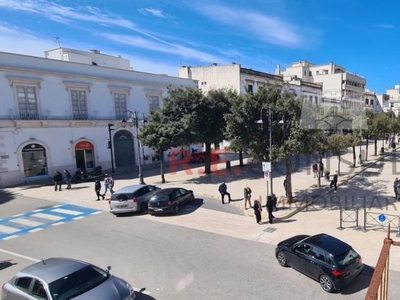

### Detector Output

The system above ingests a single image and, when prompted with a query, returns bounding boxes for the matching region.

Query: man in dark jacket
[95,180,104,201]
[218,182,231,204]
[330,172,338,191]
[266,195,275,224]
[53,170,63,191]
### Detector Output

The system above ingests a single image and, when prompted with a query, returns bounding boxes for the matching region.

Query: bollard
[355,208,360,230]
[338,207,343,230]
[398,216,400,237]
[363,208,367,232]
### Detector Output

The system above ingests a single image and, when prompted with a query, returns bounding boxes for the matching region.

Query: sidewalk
[3,141,400,271]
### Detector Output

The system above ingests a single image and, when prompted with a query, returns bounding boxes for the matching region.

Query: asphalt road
[1,195,400,299]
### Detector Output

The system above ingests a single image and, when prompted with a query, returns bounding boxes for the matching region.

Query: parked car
[1,257,136,300]
[109,184,160,215]
[275,233,364,293]
[148,188,194,215]
[189,152,220,163]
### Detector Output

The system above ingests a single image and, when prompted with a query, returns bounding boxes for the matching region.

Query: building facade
[0,49,197,187]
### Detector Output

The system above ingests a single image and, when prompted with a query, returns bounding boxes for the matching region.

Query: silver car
[1,257,136,300]
[109,184,160,215]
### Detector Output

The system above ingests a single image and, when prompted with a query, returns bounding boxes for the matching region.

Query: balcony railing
[2,114,126,121]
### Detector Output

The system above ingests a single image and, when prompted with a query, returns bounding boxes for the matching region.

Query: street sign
[264,172,270,179]
[262,161,271,172]
[378,214,386,223]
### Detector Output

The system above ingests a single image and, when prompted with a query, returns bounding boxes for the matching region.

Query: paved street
[1,140,400,298]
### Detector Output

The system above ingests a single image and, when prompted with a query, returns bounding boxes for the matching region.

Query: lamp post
[256,107,274,196]
[108,123,115,173]
[121,110,145,185]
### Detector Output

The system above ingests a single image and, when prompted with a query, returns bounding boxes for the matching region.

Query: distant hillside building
[0,48,197,187]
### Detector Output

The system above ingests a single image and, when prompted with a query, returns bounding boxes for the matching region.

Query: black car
[148,188,194,215]
[275,233,364,293]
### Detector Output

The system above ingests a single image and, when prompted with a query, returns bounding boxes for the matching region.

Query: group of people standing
[218,182,277,225]
[52,170,72,191]
[95,174,115,201]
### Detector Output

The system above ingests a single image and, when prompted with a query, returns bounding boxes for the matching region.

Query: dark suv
[275,233,364,292]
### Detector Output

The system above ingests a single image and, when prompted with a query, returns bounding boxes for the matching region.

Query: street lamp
[107,123,115,173]
[121,110,145,185]
[256,107,274,196]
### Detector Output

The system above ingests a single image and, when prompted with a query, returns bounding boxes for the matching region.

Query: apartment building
[0,49,197,187]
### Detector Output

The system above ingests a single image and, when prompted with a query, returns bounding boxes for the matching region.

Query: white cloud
[139,8,169,19]
[376,24,394,29]
[193,4,305,48]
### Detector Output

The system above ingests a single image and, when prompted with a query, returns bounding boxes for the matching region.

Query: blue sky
[0,0,399,94]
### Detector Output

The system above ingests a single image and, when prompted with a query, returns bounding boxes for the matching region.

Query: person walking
[253,199,262,224]
[243,186,252,209]
[218,182,231,204]
[102,174,115,199]
[394,178,399,199]
[319,161,324,178]
[63,170,72,189]
[283,176,288,197]
[312,163,318,178]
[95,179,104,201]
[53,170,63,191]
[330,172,338,191]
[266,194,275,224]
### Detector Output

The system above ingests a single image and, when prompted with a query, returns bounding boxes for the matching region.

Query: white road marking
[0,224,20,234]
[10,218,44,227]
[3,235,19,240]
[91,211,102,215]
[0,248,40,262]
[73,216,85,220]
[31,213,63,221]
[52,208,82,216]
[52,222,65,226]
[29,228,44,233]
[11,213,24,218]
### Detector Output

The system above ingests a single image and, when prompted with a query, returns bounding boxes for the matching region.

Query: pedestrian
[243,186,252,209]
[325,170,330,182]
[394,178,399,199]
[218,181,231,204]
[271,193,278,211]
[397,184,400,201]
[330,172,338,191]
[283,176,288,197]
[102,174,115,199]
[312,163,318,178]
[63,170,72,189]
[95,179,104,201]
[266,195,275,224]
[53,170,63,191]
[319,161,324,178]
[253,198,262,224]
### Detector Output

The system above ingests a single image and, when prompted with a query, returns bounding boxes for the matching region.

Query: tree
[370,113,391,155]
[327,134,352,175]
[159,87,233,174]
[140,109,181,183]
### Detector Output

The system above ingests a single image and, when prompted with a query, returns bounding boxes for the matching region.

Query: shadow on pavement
[0,190,16,205]
[340,264,373,295]
[0,259,17,271]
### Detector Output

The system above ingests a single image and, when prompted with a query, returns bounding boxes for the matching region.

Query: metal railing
[338,206,360,230]
[363,209,400,236]
[365,226,400,300]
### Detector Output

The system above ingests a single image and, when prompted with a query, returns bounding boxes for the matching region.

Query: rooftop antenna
[54,36,61,48]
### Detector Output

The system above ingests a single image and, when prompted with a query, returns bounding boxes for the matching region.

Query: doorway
[74,141,95,170]
[22,143,48,177]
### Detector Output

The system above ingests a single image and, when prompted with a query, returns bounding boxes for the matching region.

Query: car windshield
[334,249,359,266]
[48,265,108,300]
[150,195,169,202]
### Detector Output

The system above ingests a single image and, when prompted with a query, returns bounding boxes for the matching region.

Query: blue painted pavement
[0,204,101,241]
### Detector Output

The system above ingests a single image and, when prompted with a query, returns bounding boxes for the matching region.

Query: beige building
[277,61,366,110]
[385,84,400,116]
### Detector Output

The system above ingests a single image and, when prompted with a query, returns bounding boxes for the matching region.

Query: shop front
[22,143,48,177]
[75,141,95,170]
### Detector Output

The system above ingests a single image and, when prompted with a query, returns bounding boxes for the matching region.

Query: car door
[304,246,328,280]
[288,243,310,273]
[172,190,183,206]
[30,279,49,299]
[178,189,190,203]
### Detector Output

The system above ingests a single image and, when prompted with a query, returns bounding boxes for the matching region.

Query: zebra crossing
[0,204,102,241]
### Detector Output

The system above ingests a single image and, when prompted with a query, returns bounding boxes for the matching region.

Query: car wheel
[140,203,147,213]
[277,251,288,267]
[319,274,334,292]
[173,205,179,215]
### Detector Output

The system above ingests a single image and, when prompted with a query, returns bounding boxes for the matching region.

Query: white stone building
[386,84,400,116]
[0,49,197,187]
[277,61,366,110]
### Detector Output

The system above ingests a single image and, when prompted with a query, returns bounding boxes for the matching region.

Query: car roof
[114,184,149,193]
[153,188,181,195]
[18,258,89,283]
[305,234,351,256]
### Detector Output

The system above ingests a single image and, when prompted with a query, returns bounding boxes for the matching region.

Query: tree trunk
[352,145,356,168]
[239,150,243,166]
[317,154,322,187]
[285,158,293,203]
[337,154,341,175]
[204,142,211,174]
[159,150,165,183]
[366,136,369,161]
[374,139,377,156]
